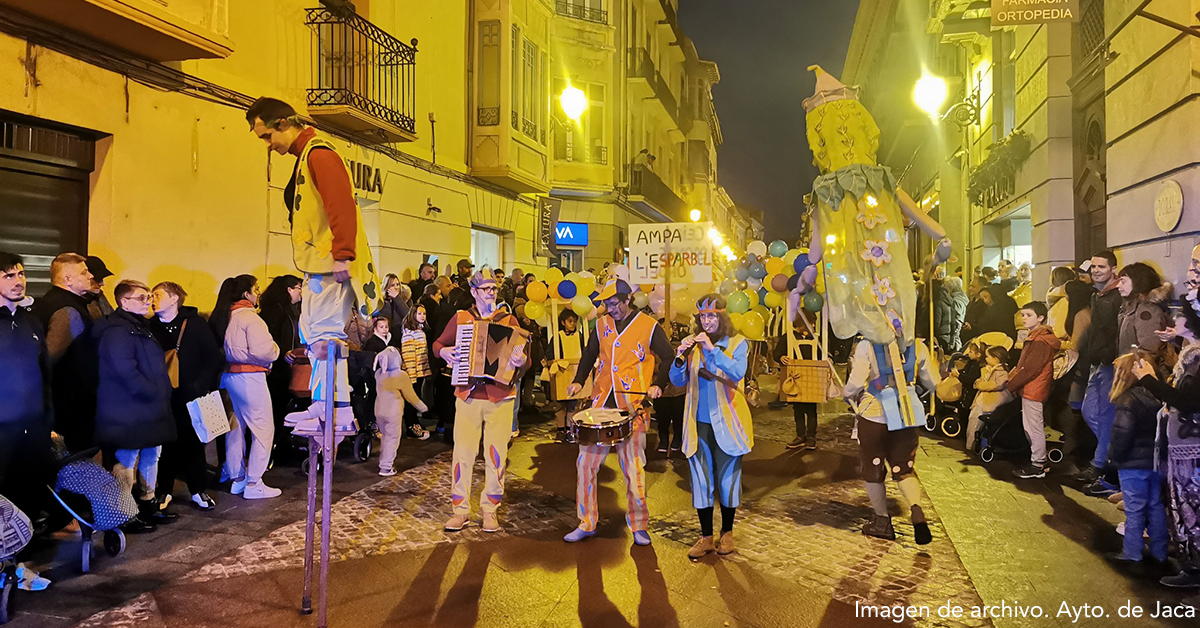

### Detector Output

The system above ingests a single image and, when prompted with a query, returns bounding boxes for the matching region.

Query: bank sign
[629,222,713,285]
[992,0,1079,26]
[555,222,588,247]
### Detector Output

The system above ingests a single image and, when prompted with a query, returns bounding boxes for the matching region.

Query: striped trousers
[575,421,649,532]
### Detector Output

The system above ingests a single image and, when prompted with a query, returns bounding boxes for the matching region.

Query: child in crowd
[656,316,691,454]
[1006,301,1062,479]
[966,345,1012,453]
[400,305,432,440]
[373,347,428,477]
[362,316,393,353]
[549,309,586,444]
[1108,351,1170,567]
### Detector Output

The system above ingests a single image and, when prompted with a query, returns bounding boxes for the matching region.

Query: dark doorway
[0,113,97,295]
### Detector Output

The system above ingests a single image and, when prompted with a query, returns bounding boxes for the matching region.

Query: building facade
[843,0,1200,295]
[0,0,736,310]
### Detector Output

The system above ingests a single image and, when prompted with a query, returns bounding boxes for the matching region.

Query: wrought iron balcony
[306,7,418,143]
[626,47,679,127]
[626,165,686,220]
[555,138,609,165]
[555,1,608,25]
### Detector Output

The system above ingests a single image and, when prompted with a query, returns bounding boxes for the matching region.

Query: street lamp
[689,209,702,222]
[913,74,948,117]
[720,245,736,261]
[559,84,588,123]
[708,228,723,247]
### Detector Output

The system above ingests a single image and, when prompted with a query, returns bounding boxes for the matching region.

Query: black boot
[137,496,180,524]
[911,505,932,545]
[862,514,895,541]
[120,516,157,534]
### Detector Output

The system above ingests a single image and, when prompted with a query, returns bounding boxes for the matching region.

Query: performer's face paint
[603,296,630,320]
[699,312,720,334]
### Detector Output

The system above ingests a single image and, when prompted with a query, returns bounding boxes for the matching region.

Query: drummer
[669,294,753,559]
[564,279,674,546]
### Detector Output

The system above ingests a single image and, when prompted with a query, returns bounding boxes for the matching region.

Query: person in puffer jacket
[1006,301,1061,479]
[1108,350,1169,566]
[210,275,280,500]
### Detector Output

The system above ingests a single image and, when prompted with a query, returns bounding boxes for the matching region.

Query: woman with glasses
[669,294,754,560]
[210,275,281,500]
[94,280,179,525]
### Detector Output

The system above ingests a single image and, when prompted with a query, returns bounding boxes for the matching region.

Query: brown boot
[862,514,895,540]
[688,536,715,560]
[717,531,736,555]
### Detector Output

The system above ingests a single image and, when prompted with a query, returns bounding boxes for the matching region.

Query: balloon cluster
[520,267,600,327]
[719,239,826,322]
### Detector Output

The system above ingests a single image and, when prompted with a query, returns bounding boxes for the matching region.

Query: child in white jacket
[965,345,1014,453]
[374,348,428,476]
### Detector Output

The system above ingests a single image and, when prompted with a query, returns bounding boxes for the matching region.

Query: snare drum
[572,408,634,447]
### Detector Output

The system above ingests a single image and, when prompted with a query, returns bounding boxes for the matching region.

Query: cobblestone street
[7,392,1198,628]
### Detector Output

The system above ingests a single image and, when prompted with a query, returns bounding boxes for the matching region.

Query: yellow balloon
[783,249,801,267]
[743,289,760,307]
[729,311,745,331]
[547,281,561,301]
[764,257,786,277]
[764,292,785,309]
[641,284,656,293]
[577,274,596,296]
[751,304,770,322]
[742,311,765,341]
[524,300,546,320]
[526,281,548,303]
[545,267,564,283]
[671,293,694,316]
[815,269,826,294]
[570,294,594,315]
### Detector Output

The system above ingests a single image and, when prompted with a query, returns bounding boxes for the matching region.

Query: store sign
[345,160,383,194]
[629,221,713,284]
[992,0,1080,26]
[555,222,589,247]
[537,197,561,258]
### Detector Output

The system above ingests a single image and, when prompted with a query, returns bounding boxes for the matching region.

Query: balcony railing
[626,165,685,219]
[627,47,679,126]
[555,1,608,25]
[555,139,609,165]
[306,7,418,141]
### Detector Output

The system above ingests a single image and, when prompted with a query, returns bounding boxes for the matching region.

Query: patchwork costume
[285,128,381,415]
[569,305,673,539]
[432,307,526,520]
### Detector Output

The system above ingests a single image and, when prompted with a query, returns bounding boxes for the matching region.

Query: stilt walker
[792,66,951,545]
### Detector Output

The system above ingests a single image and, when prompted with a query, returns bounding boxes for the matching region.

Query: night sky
[679,0,861,242]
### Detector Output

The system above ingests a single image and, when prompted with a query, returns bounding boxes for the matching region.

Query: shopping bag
[186,390,233,443]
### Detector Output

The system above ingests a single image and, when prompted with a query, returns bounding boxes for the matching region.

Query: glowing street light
[559,84,588,123]
[689,209,702,222]
[708,228,723,247]
[721,245,736,261]
[825,234,837,245]
[913,75,948,116]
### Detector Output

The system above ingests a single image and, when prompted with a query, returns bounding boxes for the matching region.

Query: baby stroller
[0,496,33,624]
[974,400,1064,464]
[929,352,973,438]
[45,448,137,573]
[295,349,374,476]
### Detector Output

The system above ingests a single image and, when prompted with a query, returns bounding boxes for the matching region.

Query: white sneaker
[242,482,281,500]
[230,478,248,495]
[378,467,396,477]
[16,564,50,591]
[1116,521,1125,536]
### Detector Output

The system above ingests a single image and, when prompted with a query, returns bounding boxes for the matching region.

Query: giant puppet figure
[794,66,951,544]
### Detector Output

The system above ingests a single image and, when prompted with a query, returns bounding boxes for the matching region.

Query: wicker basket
[780,358,833,404]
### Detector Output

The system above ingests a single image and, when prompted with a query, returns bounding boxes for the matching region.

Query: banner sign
[537,197,561,258]
[992,0,1079,26]
[555,222,589,247]
[629,221,714,285]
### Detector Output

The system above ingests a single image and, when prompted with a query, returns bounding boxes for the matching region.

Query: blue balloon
[557,280,577,300]
[749,262,768,279]
[757,287,769,302]
[734,267,750,282]
[793,253,811,274]
[743,253,758,266]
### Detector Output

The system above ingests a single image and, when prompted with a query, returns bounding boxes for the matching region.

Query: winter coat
[960,298,987,344]
[934,282,968,353]
[34,286,97,450]
[1137,343,1200,464]
[975,288,1019,340]
[373,348,428,421]
[1108,386,1161,470]
[223,304,280,371]
[362,333,395,354]
[259,300,301,354]
[1077,281,1122,368]
[972,365,1013,413]
[93,309,176,450]
[0,304,49,427]
[377,297,409,333]
[148,306,225,404]
[1117,285,1172,361]
[1006,325,1062,402]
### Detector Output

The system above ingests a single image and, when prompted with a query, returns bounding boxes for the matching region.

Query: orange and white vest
[591,312,658,412]
[680,335,754,457]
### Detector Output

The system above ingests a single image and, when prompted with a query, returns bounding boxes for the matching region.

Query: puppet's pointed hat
[802,65,860,112]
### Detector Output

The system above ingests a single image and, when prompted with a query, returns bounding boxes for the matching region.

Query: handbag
[186,389,233,443]
[781,358,835,403]
[164,319,187,389]
[936,375,963,402]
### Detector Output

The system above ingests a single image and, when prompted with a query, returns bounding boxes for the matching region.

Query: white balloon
[747,240,768,258]
[632,292,650,309]
[746,277,763,290]
[608,264,630,283]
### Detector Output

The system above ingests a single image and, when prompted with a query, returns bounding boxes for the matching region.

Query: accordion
[451,320,531,387]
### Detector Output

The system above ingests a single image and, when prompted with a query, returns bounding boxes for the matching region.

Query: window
[511,25,520,130]
[553,79,607,164]
[477,21,501,126]
[522,39,537,139]
[471,227,503,271]
[539,51,548,144]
